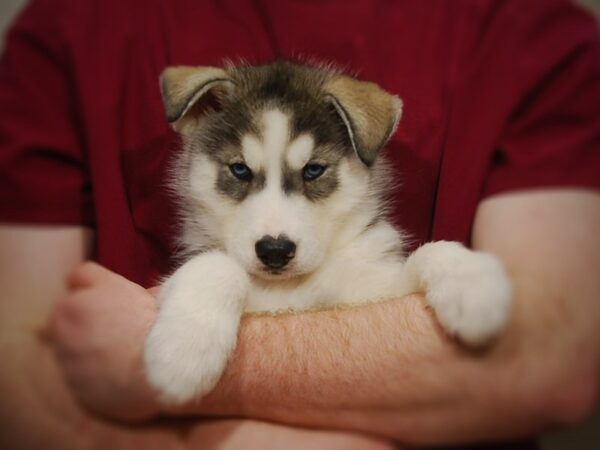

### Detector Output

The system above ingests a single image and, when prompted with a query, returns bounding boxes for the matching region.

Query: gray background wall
[0,0,598,449]
[0,0,25,51]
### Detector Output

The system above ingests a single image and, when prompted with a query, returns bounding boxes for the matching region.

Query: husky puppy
[144,61,512,403]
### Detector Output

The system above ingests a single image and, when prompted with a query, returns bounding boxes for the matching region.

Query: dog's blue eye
[229,163,253,181]
[302,164,326,181]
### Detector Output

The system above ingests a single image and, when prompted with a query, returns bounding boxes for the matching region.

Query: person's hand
[47,262,162,421]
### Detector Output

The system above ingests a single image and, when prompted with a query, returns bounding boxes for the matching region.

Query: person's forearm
[189,294,535,445]
[0,227,93,450]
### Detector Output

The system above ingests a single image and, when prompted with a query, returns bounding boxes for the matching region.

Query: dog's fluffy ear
[160,66,234,134]
[324,75,402,166]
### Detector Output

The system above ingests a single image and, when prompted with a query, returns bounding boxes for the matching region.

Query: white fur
[286,134,314,170]
[404,241,512,345]
[145,107,513,403]
[144,251,249,403]
[241,135,264,172]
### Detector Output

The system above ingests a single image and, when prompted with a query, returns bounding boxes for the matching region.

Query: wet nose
[255,235,296,270]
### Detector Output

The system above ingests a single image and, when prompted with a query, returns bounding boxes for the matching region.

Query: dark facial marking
[292,102,353,150]
[302,165,339,201]
[196,130,266,202]
[282,143,346,201]
[216,164,265,202]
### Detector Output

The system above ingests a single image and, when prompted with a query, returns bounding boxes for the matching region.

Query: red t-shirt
[1,0,599,286]
[0,1,598,445]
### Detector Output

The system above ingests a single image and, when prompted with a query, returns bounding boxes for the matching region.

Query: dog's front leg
[404,241,512,347]
[144,251,249,404]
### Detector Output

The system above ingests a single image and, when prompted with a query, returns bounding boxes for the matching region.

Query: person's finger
[68,261,117,290]
[44,291,94,347]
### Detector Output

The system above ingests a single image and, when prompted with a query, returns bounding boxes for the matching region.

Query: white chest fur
[246,220,411,312]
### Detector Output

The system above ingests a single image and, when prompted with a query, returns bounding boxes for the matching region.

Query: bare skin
[0,227,180,450]
[46,189,600,446]
[0,227,395,450]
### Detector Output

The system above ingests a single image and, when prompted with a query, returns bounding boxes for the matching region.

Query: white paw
[415,242,513,346]
[144,252,248,404]
[144,309,239,404]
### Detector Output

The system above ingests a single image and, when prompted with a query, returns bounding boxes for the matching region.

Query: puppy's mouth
[262,266,293,278]
[249,263,297,281]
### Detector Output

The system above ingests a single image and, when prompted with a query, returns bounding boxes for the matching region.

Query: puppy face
[187,106,370,279]
[164,62,402,280]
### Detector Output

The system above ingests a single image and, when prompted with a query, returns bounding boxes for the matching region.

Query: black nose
[255,235,296,270]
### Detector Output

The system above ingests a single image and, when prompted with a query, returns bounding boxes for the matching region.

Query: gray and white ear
[324,75,402,166]
[159,66,234,134]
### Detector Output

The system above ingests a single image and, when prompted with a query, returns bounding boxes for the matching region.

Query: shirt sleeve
[0,0,93,226]
[482,0,600,197]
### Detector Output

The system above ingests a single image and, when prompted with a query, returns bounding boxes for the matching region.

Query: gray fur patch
[282,143,347,201]
[216,165,266,202]
[198,138,267,202]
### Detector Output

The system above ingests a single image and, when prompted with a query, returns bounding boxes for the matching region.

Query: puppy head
[161,61,402,279]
